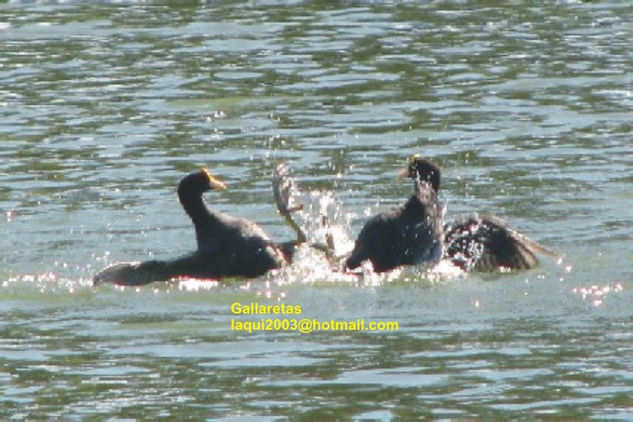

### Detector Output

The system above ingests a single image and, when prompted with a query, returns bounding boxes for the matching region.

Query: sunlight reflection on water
[1,1,632,420]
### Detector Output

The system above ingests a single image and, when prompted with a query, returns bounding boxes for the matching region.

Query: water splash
[295,189,355,258]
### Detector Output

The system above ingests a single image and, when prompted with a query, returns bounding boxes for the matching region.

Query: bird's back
[193,210,285,277]
[346,183,443,272]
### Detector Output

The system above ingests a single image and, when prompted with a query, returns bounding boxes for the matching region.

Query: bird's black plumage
[345,155,552,274]
[443,214,551,272]
[345,157,443,272]
[94,167,302,286]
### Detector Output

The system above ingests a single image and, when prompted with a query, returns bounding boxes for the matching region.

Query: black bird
[344,156,444,272]
[345,155,553,274]
[94,166,305,286]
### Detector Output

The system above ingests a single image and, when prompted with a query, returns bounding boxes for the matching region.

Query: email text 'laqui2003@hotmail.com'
[230,302,399,334]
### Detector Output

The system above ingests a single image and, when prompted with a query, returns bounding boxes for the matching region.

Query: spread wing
[444,214,554,272]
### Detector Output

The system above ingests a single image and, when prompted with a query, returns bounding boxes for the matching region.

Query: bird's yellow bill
[201,167,228,190]
[396,166,410,180]
[396,155,420,180]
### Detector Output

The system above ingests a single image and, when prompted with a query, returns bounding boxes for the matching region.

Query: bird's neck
[179,191,222,227]
[180,191,205,218]
[406,193,427,213]
[408,180,437,211]
[412,172,439,194]
[412,178,430,197]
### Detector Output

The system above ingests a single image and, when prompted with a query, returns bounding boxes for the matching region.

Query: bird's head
[178,167,227,199]
[397,154,441,192]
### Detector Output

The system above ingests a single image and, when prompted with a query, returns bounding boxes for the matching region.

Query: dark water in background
[1,1,632,419]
